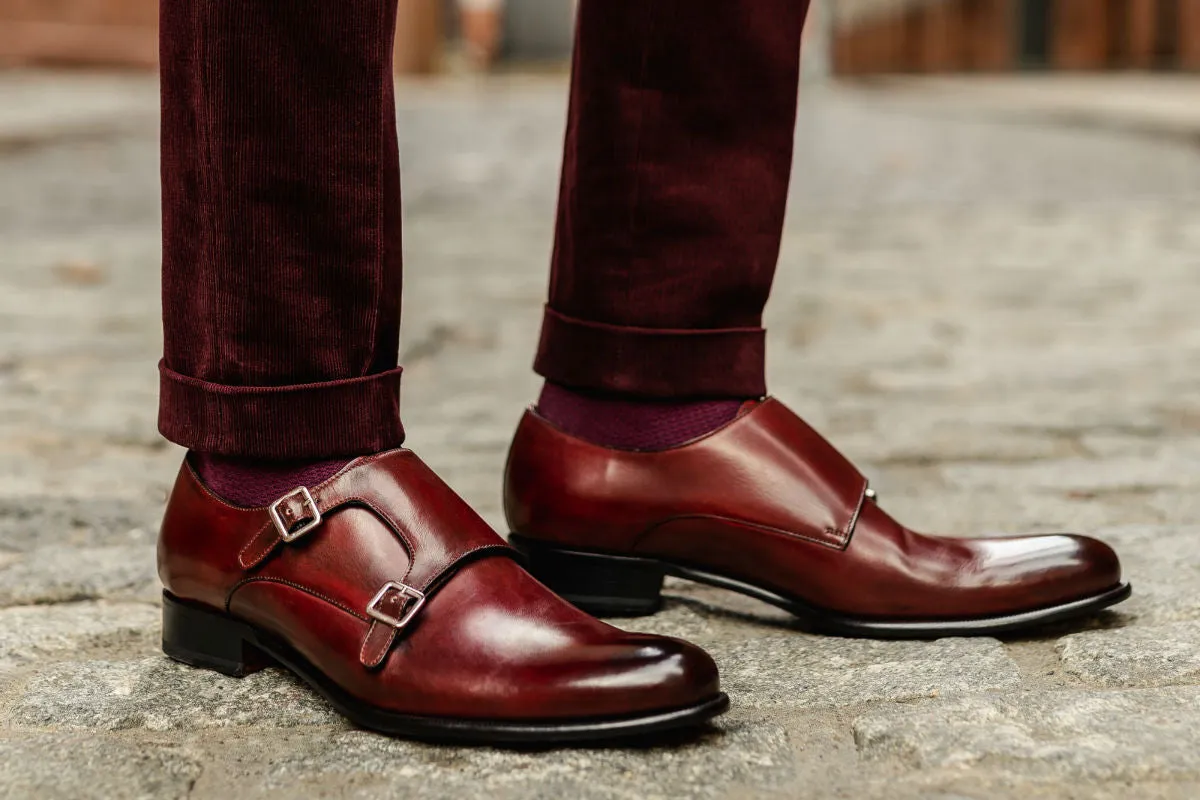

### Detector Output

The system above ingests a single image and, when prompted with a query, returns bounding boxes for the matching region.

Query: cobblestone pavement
[4,72,1200,799]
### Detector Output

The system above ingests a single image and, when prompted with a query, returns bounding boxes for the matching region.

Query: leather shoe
[158,449,727,743]
[504,398,1130,637]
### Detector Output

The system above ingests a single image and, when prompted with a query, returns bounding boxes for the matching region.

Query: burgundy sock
[536,383,749,451]
[190,453,352,508]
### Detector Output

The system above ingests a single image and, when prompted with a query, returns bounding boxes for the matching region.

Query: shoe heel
[510,535,666,617]
[162,592,269,677]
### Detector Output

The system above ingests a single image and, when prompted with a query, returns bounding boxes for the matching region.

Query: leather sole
[510,534,1133,638]
[161,591,729,744]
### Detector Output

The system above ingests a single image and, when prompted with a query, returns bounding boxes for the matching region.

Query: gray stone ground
[3,70,1200,798]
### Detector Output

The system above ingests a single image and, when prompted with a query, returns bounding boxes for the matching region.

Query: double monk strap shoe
[158,449,727,743]
[505,398,1130,637]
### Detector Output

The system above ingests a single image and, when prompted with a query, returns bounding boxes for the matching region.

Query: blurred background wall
[1,0,1198,75]
[834,0,1200,73]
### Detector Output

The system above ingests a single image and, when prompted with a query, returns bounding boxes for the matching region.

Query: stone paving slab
[8,659,341,731]
[0,731,202,800]
[1090,527,1200,626]
[1057,621,1200,689]
[717,636,1019,711]
[0,603,159,675]
[0,496,162,554]
[244,717,795,800]
[0,544,159,607]
[853,687,1200,781]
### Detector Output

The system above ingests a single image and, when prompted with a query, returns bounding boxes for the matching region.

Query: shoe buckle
[366,581,427,631]
[269,486,322,544]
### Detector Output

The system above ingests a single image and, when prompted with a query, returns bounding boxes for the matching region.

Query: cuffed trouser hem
[158,362,405,459]
[533,307,766,400]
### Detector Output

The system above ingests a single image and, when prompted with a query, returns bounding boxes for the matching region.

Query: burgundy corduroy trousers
[158,1,810,460]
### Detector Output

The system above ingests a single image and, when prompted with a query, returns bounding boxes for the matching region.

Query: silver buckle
[366,581,427,630]
[269,487,322,544]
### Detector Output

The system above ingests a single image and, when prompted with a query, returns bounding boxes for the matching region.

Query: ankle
[190,452,352,507]
[536,383,750,451]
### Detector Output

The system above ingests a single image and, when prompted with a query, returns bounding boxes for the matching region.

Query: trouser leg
[535,0,810,399]
[158,0,405,459]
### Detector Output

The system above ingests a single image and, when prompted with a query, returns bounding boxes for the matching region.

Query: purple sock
[536,383,749,451]
[191,453,352,508]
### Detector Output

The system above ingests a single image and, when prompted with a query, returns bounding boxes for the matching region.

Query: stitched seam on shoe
[841,479,870,549]
[359,623,394,668]
[227,525,512,620]
[236,482,420,573]
[224,577,370,622]
[237,522,280,569]
[360,623,377,666]
[353,547,512,669]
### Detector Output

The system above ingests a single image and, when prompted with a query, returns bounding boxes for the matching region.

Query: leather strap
[754,399,871,549]
[356,540,511,669]
[234,449,518,669]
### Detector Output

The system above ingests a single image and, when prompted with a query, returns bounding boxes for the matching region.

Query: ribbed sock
[536,383,748,451]
[190,453,352,508]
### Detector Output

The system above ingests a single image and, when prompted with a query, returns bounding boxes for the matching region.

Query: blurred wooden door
[1182,0,1200,69]
[0,0,443,72]
[1051,0,1110,69]
[0,0,159,67]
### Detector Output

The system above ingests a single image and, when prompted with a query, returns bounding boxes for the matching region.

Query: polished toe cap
[551,633,722,718]
[970,532,1123,612]
[1058,533,1123,597]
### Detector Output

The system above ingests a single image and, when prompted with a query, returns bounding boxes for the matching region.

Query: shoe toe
[1002,533,1124,607]
[556,633,721,717]
[1059,533,1123,596]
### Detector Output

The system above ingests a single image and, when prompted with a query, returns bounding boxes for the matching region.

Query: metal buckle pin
[269,486,322,544]
[366,581,427,630]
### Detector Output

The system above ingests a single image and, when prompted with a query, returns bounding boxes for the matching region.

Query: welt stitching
[359,624,393,667]
[342,496,418,583]
[225,577,369,621]
[236,483,418,571]
[237,522,276,566]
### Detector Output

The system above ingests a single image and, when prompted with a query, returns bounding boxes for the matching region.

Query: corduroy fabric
[536,308,766,399]
[535,0,810,400]
[158,0,405,458]
[160,364,403,459]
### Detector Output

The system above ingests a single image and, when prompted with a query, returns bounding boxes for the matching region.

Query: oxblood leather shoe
[157,449,727,744]
[504,398,1130,637]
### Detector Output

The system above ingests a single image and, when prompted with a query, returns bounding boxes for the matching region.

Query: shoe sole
[509,534,1133,638]
[161,591,729,745]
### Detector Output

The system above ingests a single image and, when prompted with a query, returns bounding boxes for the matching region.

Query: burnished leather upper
[159,449,719,719]
[504,398,1123,620]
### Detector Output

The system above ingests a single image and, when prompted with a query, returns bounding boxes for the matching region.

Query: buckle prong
[269,486,322,544]
[366,581,426,630]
